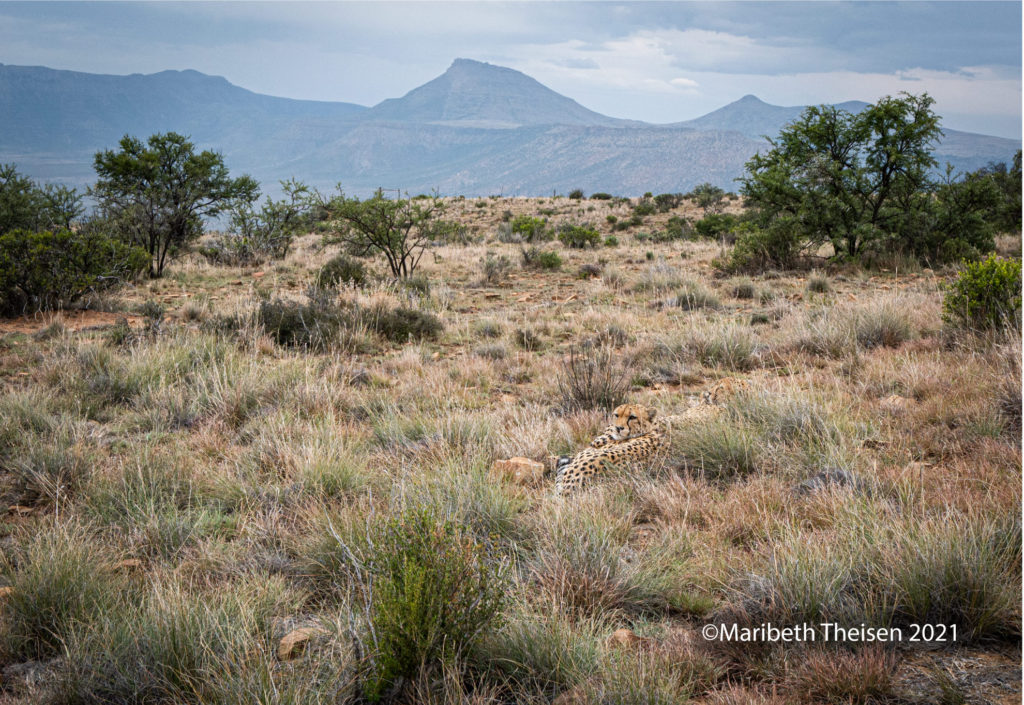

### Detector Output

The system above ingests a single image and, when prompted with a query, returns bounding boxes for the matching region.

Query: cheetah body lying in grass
[554,378,750,496]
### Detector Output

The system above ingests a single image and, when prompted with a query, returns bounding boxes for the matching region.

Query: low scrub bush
[0,228,148,315]
[479,252,514,285]
[718,222,802,274]
[694,213,740,239]
[521,246,562,270]
[511,215,550,243]
[557,344,631,412]
[336,507,507,701]
[943,255,1022,331]
[316,253,368,289]
[557,223,601,249]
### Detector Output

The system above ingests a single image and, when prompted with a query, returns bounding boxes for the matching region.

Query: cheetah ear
[647,408,657,420]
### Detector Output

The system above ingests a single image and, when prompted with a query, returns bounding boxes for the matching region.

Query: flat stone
[605,628,652,650]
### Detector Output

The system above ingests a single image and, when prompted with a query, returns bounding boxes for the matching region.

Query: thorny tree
[319,189,451,279]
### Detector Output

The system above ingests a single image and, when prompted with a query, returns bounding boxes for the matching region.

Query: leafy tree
[969,150,1022,234]
[92,132,258,277]
[204,179,313,264]
[318,189,449,279]
[0,164,84,235]
[689,183,726,215]
[740,93,942,261]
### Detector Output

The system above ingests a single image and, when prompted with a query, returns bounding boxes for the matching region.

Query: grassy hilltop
[0,192,1020,704]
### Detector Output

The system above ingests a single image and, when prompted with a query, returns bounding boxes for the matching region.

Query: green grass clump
[336,507,507,701]
[1,526,126,661]
[806,273,832,294]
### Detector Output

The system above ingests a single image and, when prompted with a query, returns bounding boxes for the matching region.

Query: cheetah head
[609,404,657,440]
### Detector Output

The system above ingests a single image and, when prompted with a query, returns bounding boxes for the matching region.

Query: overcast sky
[1,1,1020,138]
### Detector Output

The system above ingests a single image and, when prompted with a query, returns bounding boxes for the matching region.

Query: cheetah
[554,378,749,496]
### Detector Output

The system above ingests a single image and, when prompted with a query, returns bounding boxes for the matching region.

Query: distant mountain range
[0,58,1019,196]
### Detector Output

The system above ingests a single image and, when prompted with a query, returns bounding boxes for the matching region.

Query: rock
[605,628,651,650]
[490,457,545,486]
[277,627,328,661]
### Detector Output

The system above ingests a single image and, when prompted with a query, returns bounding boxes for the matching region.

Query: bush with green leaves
[0,228,149,315]
[694,212,740,240]
[718,221,804,274]
[316,253,369,289]
[521,246,562,270]
[568,189,585,200]
[0,163,84,235]
[653,192,684,212]
[511,215,550,243]
[557,223,601,249]
[92,132,258,277]
[203,179,313,265]
[943,255,1022,331]
[344,508,507,701]
[590,192,613,200]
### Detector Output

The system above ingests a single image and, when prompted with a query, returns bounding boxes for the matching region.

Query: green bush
[316,253,368,288]
[511,215,550,243]
[368,304,444,343]
[0,229,148,315]
[557,223,601,249]
[568,189,585,200]
[522,246,563,270]
[720,221,802,274]
[357,508,507,701]
[632,199,657,217]
[943,255,1022,331]
[257,298,348,351]
[590,192,613,200]
[693,212,740,239]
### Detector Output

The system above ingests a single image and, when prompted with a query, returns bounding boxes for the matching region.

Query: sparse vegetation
[0,177,1017,704]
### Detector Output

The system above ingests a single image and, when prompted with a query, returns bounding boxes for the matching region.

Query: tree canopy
[92,132,257,277]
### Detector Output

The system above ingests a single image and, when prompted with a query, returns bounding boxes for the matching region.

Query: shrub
[654,192,684,212]
[694,212,740,239]
[511,215,550,243]
[316,253,368,289]
[257,298,348,351]
[633,199,657,217]
[0,228,148,315]
[590,192,613,200]
[568,189,585,200]
[807,273,832,294]
[367,304,443,343]
[558,223,601,249]
[345,508,507,701]
[557,344,631,412]
[942,255,1022,331]
[520,246,561,271]
[480,252,514,285]
[720,221,803,274]
[604,235,619,247]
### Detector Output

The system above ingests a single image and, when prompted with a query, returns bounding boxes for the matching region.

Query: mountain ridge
[0,60,1017,195]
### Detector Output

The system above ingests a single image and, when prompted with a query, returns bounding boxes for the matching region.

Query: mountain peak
[367,59,626,128]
